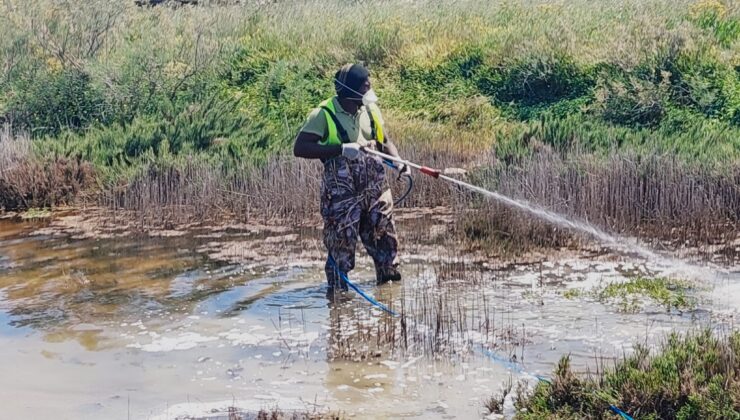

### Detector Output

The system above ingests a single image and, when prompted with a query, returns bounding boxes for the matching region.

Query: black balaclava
[334,64,370,100]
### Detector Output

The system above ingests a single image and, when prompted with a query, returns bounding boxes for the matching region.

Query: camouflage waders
[321,153,399,295]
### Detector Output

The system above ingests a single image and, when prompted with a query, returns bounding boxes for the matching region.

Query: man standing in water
[293,63,407,300]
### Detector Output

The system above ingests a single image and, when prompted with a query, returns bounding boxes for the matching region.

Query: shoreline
[2,205,738,269]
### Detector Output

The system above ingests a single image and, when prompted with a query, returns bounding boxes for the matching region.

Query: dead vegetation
[93,147,739,256]
[0,126,96,211]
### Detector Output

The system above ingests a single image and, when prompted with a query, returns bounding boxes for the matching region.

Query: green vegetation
[562,288,583,300]
[512,330,740,419]
[562,277,696,312]
[19,208,52,219]
[2,0,739,168]
[1,0,739,226]
[599,277,696,312]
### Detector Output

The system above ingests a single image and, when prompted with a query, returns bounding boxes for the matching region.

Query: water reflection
[0,216,735,419]
[0,221,229,336]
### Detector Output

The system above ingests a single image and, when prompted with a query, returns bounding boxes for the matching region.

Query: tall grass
[0,125,95,210]
[2,0,739,162]
[94,146,739,256]
[463,148,740,251]
[1,0,739,246]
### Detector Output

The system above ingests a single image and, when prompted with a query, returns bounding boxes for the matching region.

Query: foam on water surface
[0,216,735,419]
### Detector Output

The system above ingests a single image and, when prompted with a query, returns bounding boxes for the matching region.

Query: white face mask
[361,89,378,106]
[335,79,379,106]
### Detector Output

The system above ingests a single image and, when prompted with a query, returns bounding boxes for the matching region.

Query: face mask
[361,89,378,106]
[335,79,379,106]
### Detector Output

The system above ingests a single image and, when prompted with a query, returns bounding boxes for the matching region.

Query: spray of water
[438,174,721,279]
[363,147,725,278]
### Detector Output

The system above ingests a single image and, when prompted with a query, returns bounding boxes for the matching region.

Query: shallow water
[0,217,737,419]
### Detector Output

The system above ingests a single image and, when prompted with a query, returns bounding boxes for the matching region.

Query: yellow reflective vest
[317,97,385,146]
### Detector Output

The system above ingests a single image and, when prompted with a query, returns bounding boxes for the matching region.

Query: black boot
[376,265,402,285]
[326,266,350,302]
[326,286,352,303]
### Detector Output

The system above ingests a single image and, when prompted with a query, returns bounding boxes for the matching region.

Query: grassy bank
[503,330,740,419]
[0,0,738,246]
[2,0,739,165]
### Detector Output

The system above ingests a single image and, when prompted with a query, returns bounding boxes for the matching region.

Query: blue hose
[327,255,398,316]
[480,346,633,419]
[480,346,550,383]
[609,405,635,420]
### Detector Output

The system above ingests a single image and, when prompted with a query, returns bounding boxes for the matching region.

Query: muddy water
[0,217,736,419]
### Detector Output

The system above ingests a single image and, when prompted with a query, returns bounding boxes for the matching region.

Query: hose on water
[327,255,398,316]
[480,346,634,419]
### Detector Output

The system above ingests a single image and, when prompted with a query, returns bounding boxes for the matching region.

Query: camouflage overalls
[321,152,399,293]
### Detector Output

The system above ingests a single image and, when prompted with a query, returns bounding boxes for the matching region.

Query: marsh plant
[513,330,740,420]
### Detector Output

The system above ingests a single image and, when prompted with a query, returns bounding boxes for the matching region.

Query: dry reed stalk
[97,149,739,251]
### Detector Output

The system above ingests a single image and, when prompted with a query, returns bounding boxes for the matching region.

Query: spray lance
[364,145,654,247]
[366,148,442,178]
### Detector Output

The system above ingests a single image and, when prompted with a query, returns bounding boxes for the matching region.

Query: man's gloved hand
[341,143,363,160]
[341,139,373,160]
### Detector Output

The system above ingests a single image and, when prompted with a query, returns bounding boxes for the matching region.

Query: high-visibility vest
[318,97,384,146]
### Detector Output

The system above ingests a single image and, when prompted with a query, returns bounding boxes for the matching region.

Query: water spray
[363,147,722,278]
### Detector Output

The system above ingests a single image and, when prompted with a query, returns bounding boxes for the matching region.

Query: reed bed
[95,148,740,251]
